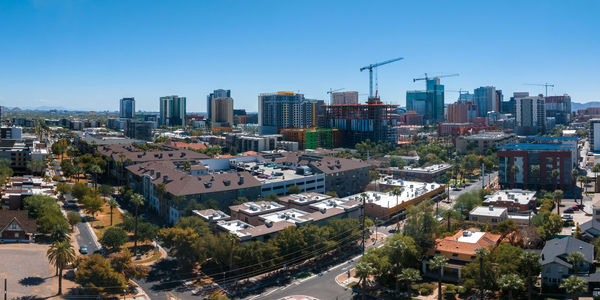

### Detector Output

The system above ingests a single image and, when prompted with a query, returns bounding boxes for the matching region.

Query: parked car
[79,246,88,255]
[564,208,575,213]
[562,214,574,220]
[569,206,580,211]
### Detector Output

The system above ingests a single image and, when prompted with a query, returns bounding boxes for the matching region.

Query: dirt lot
[0,243,77,298]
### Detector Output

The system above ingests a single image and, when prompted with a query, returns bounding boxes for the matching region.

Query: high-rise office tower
[210,97,234,128]
[258,91,324,134]
[331,91,359,105]
[474,86,497,117]
[406,78,444,123]
[515,95,546,135]
[159,95,187,127]
[207,89,231,121]
[120,97,135,119]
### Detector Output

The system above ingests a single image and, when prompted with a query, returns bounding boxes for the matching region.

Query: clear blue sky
[1,0,598,112]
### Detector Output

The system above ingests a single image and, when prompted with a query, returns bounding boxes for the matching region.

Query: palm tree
[391,187,402,207]
[397,268,421,295]
[182,160,192,172]
[73,165,83,182]
[88,164,102,188]
[531,165,540,189]
[498,273,524,300]
[520,251,540,300]
[46,241,76,295]
[567,251,585,275]
[553,190,563,215]
[560,275,586,300]
[107,198,118,226]
[387,239,407,294]
[572,169,579,201]
[511,165,520,188]
[552,169,560,191]
[578,175,587,203]
[355,261,375,300]
[440,209,455,232]
[117,153,126,185]
[50,224,70,245]
[130,193,145,258]
[475,248,489,300]
[429,255,448,300]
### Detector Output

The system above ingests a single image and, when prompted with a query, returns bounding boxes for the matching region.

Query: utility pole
[4,278,6,300]
[360,197,367,255]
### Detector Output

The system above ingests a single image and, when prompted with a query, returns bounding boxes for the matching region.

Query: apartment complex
[258,91,324,134]
[515,95,546,135]
[545,95,571,125]
[447,102,477,123]
[207,89,231,122]
[455,132,517,154]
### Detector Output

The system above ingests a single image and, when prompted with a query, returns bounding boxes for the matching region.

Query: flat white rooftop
[193,209,230,222]
[344,181,442,209]
[310,198,360,211]
[484,189,536,206]
[457,231,485,243]
[236,201,284,214]
[470,206,507,217]
[290,193,331,204]
[401,164,451,173]
[260,208,311,225]
[217,220,253,238]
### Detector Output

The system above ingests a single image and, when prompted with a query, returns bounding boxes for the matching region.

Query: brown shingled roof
[126,161,261,196]
[98,144,209,163]
[0,209,37,234]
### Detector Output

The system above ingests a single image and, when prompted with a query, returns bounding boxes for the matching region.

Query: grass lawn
[91,200,124,237]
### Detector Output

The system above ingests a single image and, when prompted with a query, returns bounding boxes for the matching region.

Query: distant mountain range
[572,102,600,112]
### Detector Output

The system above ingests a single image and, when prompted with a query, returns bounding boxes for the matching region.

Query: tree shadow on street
[18,276,46,286]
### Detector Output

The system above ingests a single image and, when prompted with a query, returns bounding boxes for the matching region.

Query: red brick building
[0,209,37,242]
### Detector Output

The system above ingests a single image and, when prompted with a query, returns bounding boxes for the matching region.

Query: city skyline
[1,0,599,112]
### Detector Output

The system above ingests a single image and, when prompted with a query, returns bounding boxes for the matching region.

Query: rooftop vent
[223,180,231,186]
[163,175,169,183]
[462,230,472,237]
[204,182,212,188]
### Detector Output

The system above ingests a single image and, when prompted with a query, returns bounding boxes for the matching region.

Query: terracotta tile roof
[0,209,37,234]
[242,151,258,156]
[433,231,501,256]
[166,141,208,151]
[126,161,261,196]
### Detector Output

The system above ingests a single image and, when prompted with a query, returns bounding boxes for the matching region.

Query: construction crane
[413,73,459,82]
[326,88,345,105]
[360,57,404,98]
[524,83,555,97]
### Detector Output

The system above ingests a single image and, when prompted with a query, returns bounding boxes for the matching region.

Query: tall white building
[590,119,600,152]
[515,95,546,135]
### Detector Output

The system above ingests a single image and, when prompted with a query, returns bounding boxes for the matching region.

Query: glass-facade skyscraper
[120,97,135,119]
[406,78,444,124]
[160,95,187,127]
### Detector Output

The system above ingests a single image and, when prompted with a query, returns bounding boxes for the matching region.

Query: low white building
[469,206,508,226]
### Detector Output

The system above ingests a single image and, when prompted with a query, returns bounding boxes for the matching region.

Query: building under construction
[324,97,398,147]
[281,128,344,150]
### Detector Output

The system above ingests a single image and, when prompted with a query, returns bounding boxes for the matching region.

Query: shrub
[444,284,459,299]
[419,282,435,295]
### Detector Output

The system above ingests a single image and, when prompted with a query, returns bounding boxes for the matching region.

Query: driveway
[0,243,74,298]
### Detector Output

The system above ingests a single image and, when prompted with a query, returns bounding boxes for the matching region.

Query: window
[452,253,458,257]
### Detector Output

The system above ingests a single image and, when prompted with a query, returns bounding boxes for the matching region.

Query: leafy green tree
[27,159,46,175]
[50,224,70,243]
[67,211,82,230]
[108,249,149,281]
[82,194,104,221]
[430,255,448,300]
[552,169,560,191]
[98,184,113,198]
[158,227,204,270]
[71,182,91,200]
[232,196,250,205]
[56,182,71,199]
[99,227,129,251]
[498,273,524,300]
[325,191,339,198]
[47,240,76,295]
[175,216,211,237]
[453,190,482,216]
[440,209,457,232]
[403,200,439,252]
[493,243,523,276]
[560,275,586,300]
[23,195,68,234]
[75,254,127,294]
[287,185,302,194]
[462,248,496,293]
[136,221,159,243]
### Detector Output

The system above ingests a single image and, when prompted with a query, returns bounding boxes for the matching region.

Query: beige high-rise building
[211,97,234,128]
[331,91,359,105]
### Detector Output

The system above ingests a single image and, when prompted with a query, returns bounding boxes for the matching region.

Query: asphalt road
[64,192,100,255]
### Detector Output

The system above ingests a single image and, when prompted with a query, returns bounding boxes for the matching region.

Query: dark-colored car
[79,246,88,255]
[564,208,575,213]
